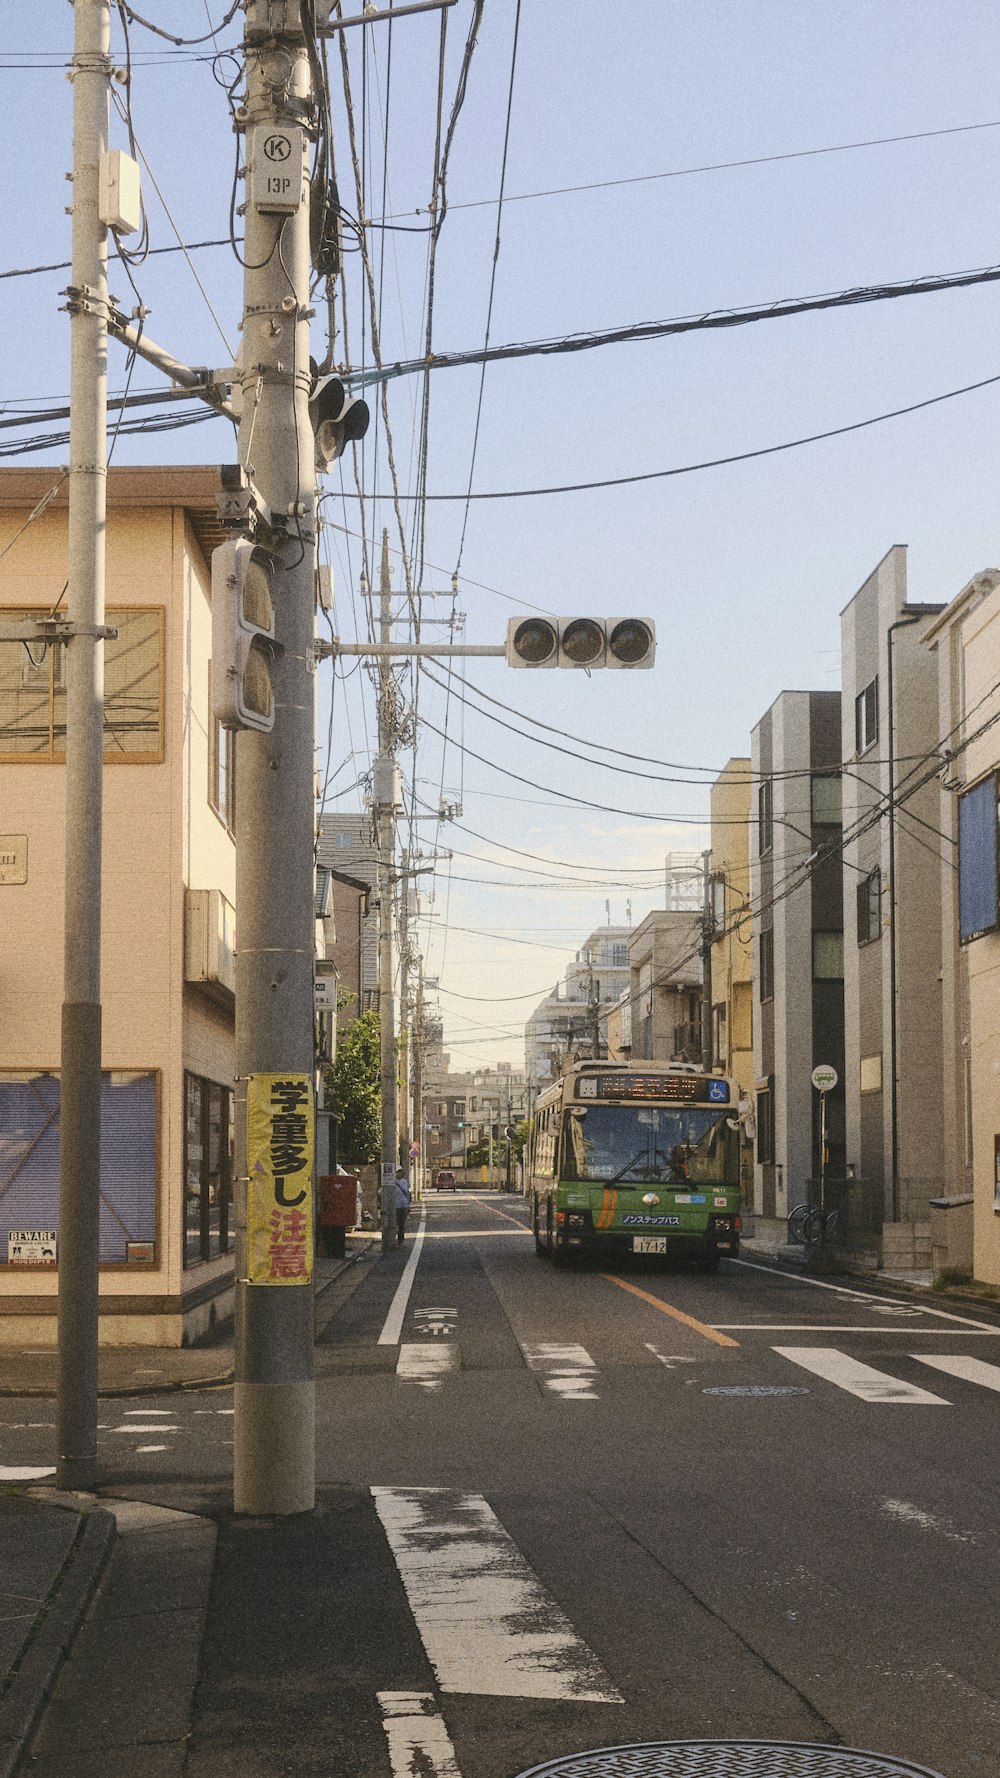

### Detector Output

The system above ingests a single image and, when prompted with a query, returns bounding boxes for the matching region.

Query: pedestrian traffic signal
[211,539,275,732]
[309,371,371,468]
[505,617,655,669]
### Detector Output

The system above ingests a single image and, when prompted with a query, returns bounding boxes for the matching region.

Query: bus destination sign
[582,1073,730,1104]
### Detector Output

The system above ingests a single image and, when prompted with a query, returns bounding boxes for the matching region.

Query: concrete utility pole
[233,0,317,1515]
[398,883,411,1179]
[56,0,112,1494]
[376,532,401,1253]
[412,961,425,1198]
[700,848,713,1074]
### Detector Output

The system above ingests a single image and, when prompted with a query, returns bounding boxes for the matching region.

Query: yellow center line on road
[601,1274,741,1347]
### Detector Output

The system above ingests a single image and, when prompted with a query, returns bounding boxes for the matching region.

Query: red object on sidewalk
[318,1174,360,1228]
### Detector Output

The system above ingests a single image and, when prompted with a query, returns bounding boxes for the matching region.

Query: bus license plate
[633,1235,667,1254]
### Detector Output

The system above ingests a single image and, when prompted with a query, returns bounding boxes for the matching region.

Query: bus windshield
[560,1103,738,1186]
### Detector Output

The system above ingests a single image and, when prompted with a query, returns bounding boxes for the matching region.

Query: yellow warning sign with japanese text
[246,1072,314,1285]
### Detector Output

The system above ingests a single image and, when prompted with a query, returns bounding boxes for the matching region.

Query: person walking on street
[394,1166,411,1246]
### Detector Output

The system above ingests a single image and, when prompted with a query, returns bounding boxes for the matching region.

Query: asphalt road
[10,1191,1000,1778]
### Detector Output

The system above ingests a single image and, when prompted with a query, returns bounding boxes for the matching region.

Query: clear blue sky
[5,2,1000,1066]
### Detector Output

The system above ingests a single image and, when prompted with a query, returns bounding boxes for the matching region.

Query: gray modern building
[840,546,945,1266]
[750,690,844,1234]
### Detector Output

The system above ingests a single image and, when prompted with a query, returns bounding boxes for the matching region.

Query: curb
[0,1240,381,1401]
[0,1505,115,1778]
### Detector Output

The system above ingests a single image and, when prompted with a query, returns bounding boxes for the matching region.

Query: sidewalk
[0,1234,377,1777]
[0,1234,378,1400]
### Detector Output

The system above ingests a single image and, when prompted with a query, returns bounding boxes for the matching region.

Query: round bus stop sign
[811,1064,838,1094]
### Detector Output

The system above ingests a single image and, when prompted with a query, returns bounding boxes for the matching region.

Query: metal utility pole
[701,848,713,1074]
[376,532,400,1252]
[233,0,317,1515]
[56,0,112,1494]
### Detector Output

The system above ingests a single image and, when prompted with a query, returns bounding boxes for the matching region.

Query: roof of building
[0,465,228,567]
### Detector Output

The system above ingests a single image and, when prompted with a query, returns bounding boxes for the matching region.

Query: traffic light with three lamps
[505,616,655,668]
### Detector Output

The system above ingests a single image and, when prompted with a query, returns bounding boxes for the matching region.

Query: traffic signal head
[309,372,371,468]
[211,539,275,732]
[505,616,655,669]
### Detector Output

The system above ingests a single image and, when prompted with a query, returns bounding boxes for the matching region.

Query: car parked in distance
[435,1169,457,1191]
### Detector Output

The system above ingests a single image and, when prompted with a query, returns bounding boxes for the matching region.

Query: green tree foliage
[326,1009,381,1165]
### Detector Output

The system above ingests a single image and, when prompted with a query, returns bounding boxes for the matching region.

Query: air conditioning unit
[185,888,236,1003]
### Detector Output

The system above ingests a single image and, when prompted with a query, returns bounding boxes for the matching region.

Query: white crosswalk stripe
[912,1353,1000,1392]
[373,1486,622,1702]
[772,1346,950,1403]
[396,1343,459,1390]
[521,1341,599,1400]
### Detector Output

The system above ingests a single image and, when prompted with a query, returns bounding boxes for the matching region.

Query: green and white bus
[528,1061,742,1272]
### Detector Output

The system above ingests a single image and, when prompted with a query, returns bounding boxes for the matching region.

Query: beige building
[0,466,240,1346]
[924,572,1000,1285]
[626,911,703,1062]
[840,546,945,1269]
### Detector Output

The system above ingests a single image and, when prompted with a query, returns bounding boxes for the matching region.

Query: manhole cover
[510,1741,945,1777]
[702,1385,811,1398]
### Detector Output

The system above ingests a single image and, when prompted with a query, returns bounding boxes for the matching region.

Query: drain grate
[510,1741,946,1778]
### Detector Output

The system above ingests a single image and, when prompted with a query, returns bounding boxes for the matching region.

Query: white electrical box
[99,150,141,234]
[185,888,237,1001]
[373,756,403,810]
[251,124,306,214]
[317,564,334,612]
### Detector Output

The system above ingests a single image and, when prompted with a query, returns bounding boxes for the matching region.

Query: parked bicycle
[787,1201,839,1247]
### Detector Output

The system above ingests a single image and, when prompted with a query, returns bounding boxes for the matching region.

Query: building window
[334,832,353,849]
[958,772,999,942]
[758,777,773,855]
[860,1053,882,1095]
[811,774,842,826]
[759,926,774,1003]
[0,1070,157,1266]
[812,931,844,979]
[209,668,237,832]
[1,606,164,762]
[184,1073,232,1266]
[855,677,878,754]
[756,1080,774,1165]
[611,942,628,967]
[856,867,881,944]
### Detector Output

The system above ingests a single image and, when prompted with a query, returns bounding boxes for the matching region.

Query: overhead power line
[383,117,1000,220]
[355,365,1000,503]
[349,261,1000,390]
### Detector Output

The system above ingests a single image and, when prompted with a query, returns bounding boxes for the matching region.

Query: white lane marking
[397,1344,459,1390]
[0,1465,56,1480]
[773,1347,950,1404]
[378,1211,428,1347]
[644,1343,697,1368]
[713,1325,1000,1334]
[414,1307,457,1338]
[914,1353,1000,1391]
[372,1487,622,1703]
[123,1409,175,1417]
[134,1444,168,1453]
[107,1423,180,1432]
[522,1341,598,1400]
[732,1258,998,1328]
[377,1691,463,1778]
[881,1497,977,1544]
